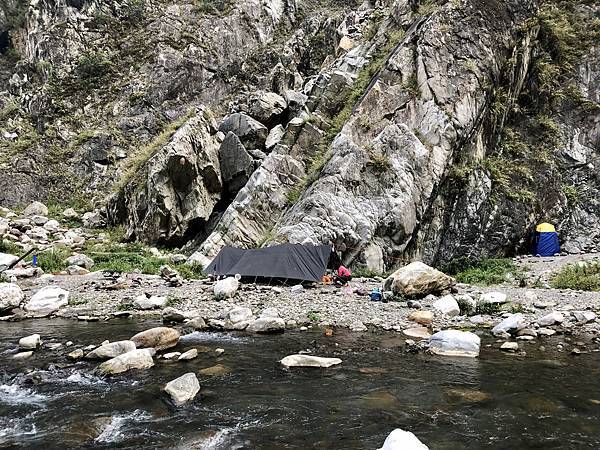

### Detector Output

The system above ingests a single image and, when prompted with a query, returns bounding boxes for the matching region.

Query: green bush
[352,266,383,278]
[37,249,70,273]
[550,262,600,291]
[442,257,519,286]
[76,51,113,80]
[175,262,205,280]
[0,240,22,256]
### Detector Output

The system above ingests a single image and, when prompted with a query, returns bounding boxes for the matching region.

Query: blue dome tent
[533,223,560,256]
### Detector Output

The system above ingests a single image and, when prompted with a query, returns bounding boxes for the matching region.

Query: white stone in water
[97,349,155,375]
[86,341,136,360]
[162,352,182,360]
[491,314,527,335]
[164,373,200,406]
[215,348,225,356]
[280,354,342,368]
[537,311,564,327]
[13,351,33,360]
[178,349,198,361]
[246,317,285,333]
[500,342,519,352]
[378,428,429,450]
[403,327,431,339]
[19,334,41,349]
[428,330,480,358]
[432,295,460,317]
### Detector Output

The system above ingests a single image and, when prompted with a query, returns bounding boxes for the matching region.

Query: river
[1,319,599,449]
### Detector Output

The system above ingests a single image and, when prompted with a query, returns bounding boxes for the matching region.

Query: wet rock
[66,253,94,269]
[537,311,564,327]
[428,330,480,358]
[432,295,460,317]
[214,348,225,356]
[227,306,253,323]
[383,262,454,297]
[130,327,180,350]
[162,352,182,360]
[68,349,84,360]
[500,342,519,352]
[246,317,285,333]
[403,327,431,339]
[199,364,231,376]
[537,327,556,336]
[25,286,69,317]
[213,277,239,298]
[187,317,208,330]
[133,294,167,310]
[19,334,41,349]
[491,314,527,336]
[571,311,597,324]
[408,310,433,326]
[280,354,342,368]
[378,428,429,450]
[23,201,48,217]
[85,341,137,360]
[478,292,508,305]
[178,349,198,361]
[97,349,155,375]
[164,373,200,406]
[13,351,33,360]
[446,388,491,403]
[0,282,24,312]
[162,307,186,322]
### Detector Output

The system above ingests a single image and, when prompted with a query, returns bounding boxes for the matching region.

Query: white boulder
[25,286,69,316]
[379,429,429,450]
[536,311,564,327]
[478,292,508,305]
[85,341,137,360]
[491,314,527,336]
[96,349,155,375]
[0,283,24,311]
[247,317,285,333]
[0,253,18,268]
[133,294,167,310]
[164,373,200,406]
[383,262,454,297]
[178,349,199,361]
[66,253,94,269]
[432,295,460,317]
[227,306,253,323]
[19,334,41,349]
[428,330,481,357]
[213,277,239,298]
[280,354,342,368]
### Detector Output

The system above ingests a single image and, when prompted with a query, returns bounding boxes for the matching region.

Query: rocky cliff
[1,0,598,272]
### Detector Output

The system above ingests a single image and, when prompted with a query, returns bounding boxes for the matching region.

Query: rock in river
[164,373,200,406]
[383,262,454,297]
[19,334,41,349]
[97,349,155,375]
[0,283,24,312]
[500,342,519,352]
[378,428,429,450]
[25,286,69,317]
[536,311,564,327]
[130,327,180,350]
[178,349,198,361]
[491,313,527,336]
[246,317,285,334]
[428,330,480,358]
[85,341,137,360]
[403,327,431,339]
[280,355,342,368]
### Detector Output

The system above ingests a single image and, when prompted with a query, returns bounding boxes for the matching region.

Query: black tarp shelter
[205,244,333,282]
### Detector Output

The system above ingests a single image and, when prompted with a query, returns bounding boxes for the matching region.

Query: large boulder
[219,112,268,149]
[227,306,253,323]
[0,253,19,268]
[536,311,564,327]
[130,327,180,350]
[85,341,137,360]
[218,132,254,195]
[248,91,287,124]
[133,294,167,310]
[491,314,527,336]
[432,295,460,317]
[280,354,342,368]
[19,334,41,350]
[379,429,429,450]
[0,282,24,312]
[66,253,94,269]
[23,201,48,217]
[246,317,285,334]
[428,330,481,358]
[164,373,200,406]
[24,286,69,317]
[383,262,454,297]
[96,349,155,375]
[213,277,239,298]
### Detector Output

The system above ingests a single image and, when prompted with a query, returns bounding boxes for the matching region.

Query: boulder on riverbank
[432,295,460,317]
[428,330,481,358]
[280,354,342,368]
[383,262,454,297]
[0,283,24,312]
[492,314,527,336]
[25,286,69,317]
[130,327,180,350]
[96,349,155,375]
[164,373,200,406]
[379,428,429,450]
[247,317,285,333]
[85,341,136,360]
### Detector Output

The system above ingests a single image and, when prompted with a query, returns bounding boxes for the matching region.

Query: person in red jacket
[335,265,352,286]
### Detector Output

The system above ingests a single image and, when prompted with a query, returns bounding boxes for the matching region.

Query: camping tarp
[205,244,332,282]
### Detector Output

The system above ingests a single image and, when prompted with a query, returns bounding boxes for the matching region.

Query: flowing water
[1,319,600,449]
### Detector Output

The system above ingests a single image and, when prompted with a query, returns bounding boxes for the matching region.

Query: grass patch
[475,302,502,315]
[0,240,22,256]
[352,266,383,278]
[307,311,321,323]
[550,262,600,291]
[443,257,519,286]
[37,249,71,273]
[176,262,205,280]
[164,296,183,308]
[68,296,88,306]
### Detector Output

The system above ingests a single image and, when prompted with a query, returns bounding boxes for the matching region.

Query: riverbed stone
[162,307,186,322]
[133,294,167,310]
[378,428,429,450]
[187,316,208,330]
[408,310,433,326]
[246,317,285,333]
[227,306,253,323]
[0,282,24,312]
[432,295,460,317]
[260,307,280,319]
[67,265,89,276]
[213,277,239,298]
[383,262,454,297]
[68,349,84,360]
[66,253,94,269]
[199,364,231,376]
[403,327,431,339]
[19,334,41,349]
[537,311,564,327]
[478,292,508,305]
[428,330,480,358]
[178,349,198,361]
[85,341,137,360]
[500,342,519,352]
[571,311,597,324]
[280,354,342,368]
[97,349,155,375]
[162,352,182,360]
[130,327,180,350]
[491,313,527,336]
[537,327,556,336]
[13,351,34,360]
[25,286,69,317]
[164,373,200,406]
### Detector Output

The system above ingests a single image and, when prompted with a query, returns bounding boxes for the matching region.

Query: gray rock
[85,341,137,360]
[67,265,89,276]
[96,349,155,375]
[571,311,597,324]
[265,125,285,150]
[82,211,105,229]
[227,306,253,323]
[492,314,527,336]
[384,262,454,297]
[219,132,254,195]
[0,282,24,312]
[19,334,41,350]
[187,316,208,330]
[280,354,342,368]
[133,294,167,310]
[13,351,33,360]
[66,253,94,269]
[536,311,564,327]
[164,373,200,406]
[25,286,69,317]
[500,342,519,352]
[23,201,48,217]
[478,292,508,305]
[246,317,285,333]
[68,349,84,360]
[130,327,180,350]
[218,112,268,150]
[178,349,198,361]
[62,208,79,219]
[428,330,480,358]
[0,253,19,268]
[260,307,280,319]
[248,91,287,123]
[432,295,460,317]
[213,277,239,298]
[162,307,187,322]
